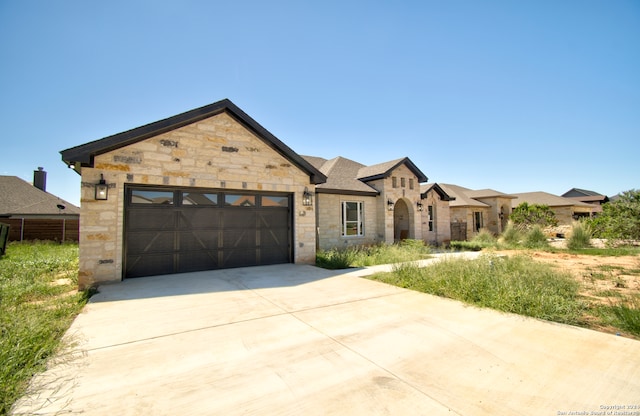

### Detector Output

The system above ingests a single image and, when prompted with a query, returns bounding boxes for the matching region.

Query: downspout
[20,217,24,242]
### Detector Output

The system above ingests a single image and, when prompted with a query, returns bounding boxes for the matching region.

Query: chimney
[33,167,47,192]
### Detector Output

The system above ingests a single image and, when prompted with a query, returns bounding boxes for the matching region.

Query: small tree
[587,189,640,241]
[510,202,558,228]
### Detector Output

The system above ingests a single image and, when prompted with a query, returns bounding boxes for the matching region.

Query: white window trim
[342,201,364,237]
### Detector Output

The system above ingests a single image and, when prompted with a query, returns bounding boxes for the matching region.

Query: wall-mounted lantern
[95,174,108,200]
[387,198,395,211]
[302,187,313,207]
[499,212,504,220]
[416,201,424,212]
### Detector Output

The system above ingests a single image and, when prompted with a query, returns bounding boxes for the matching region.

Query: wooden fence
[1,218,79,242]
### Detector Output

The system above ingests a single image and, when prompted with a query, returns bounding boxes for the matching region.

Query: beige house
[301,156,430,249]
[61,99,326,289]
[439,184,516,240]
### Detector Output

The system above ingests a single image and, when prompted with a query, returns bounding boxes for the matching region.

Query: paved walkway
[12,253,640,415]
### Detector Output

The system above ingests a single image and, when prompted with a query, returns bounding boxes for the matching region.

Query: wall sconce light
[95,174,108,200]
[302,187,313,207]
[499,212,504,220]
[416,201,424,212]
[387,198,395,211]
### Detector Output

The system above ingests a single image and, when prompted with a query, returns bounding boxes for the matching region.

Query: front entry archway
[393,199,410,241]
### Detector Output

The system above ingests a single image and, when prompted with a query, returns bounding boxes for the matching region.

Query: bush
[586,189,640,241]
[499,221,523,247]
[316,241,431,269]
[316,248,356,269]
[523,225,549,249]
[567,221,592,250]
[510,202,558,228]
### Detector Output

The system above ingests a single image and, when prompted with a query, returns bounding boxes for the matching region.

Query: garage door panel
[127,209,175,230]
[125,187,292,278]
[177,251,219,273]
[126,253,174,278]
[178,231,219,251]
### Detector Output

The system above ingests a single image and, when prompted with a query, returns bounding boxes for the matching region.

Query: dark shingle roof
[357,157,428,183]
[0,176,80,216]
[439,184,489,208]
[302,156,378,195]
[60,98,327,185]
[511,192,594,208]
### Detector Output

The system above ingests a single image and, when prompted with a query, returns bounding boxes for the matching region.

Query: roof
[357,157,428,183]
[0,176,80,216]
[465,189,517,199]
[302,156,379,195]
[511,192,595,208]
[60,98,327,185]
[439,184,489,208]
[420,183,455,201]
[562,188,605,198]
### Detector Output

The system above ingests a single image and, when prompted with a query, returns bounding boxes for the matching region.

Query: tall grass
[0,242,88,415]
[316,240,431,269]
[373,254,586,325]
[567,221,592,250]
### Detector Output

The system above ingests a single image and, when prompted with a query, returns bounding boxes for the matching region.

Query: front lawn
[0,242,89,415]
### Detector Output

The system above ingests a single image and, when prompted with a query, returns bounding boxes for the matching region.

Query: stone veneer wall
[316,193,378,250]
[78,112,315,289]
[420,191,451,245]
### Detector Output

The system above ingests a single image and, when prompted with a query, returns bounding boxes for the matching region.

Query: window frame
[427,205,434,232]
[341,201,364,237]
[474,211,484,232]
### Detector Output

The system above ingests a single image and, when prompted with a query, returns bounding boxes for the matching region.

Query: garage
[125,186,292,278]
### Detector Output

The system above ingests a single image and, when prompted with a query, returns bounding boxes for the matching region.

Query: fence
[1,218,79,242]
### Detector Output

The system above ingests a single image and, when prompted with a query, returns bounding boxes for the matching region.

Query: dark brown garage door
[124,186,292,278]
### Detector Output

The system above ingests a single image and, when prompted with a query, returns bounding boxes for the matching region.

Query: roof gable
[60,99,327,184]
[357,157,428,183]
[420,183,455,201]
[302,156,378,195]
[0,176,80,216]
[440,184,489,207]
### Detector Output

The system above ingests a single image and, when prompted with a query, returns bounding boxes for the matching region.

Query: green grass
[594,296,640,337]
[316,240,431,269]
[0,242,89,415]
[370,254,587,325]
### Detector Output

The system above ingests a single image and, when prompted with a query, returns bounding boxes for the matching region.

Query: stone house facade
[61,100,326,289]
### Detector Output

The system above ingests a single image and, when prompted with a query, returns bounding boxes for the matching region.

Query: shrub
[567,221,592,250]
[510,202,558,228]
[523,225,549,249]
[316,248,356,269]
[499,221,523,247]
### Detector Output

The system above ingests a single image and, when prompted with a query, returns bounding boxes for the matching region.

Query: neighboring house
[61,99,327,289]
[562,188,609,214]
[439,184,516,240]
[511,192,597,223]
[302,156,429,250]
[0,168,80,241]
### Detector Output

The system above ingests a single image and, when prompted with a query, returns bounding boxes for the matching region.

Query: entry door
[124,186,291,278]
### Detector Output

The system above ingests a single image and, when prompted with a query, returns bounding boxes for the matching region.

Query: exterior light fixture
[302,187,313,207]
[416,201,424,212]
[499,212,504,220]
[95,174,108,200]
[387,198,395,211]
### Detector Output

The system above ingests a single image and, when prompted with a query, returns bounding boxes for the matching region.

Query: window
[409,178,414,190]
[131,189,174,204]
[182,192,218,206]
[392,177,398,188]
[474,211,484,232]
[342,201,364,237]
[225,194,255,207]
[401,177,406,188]
[427,205,434,232]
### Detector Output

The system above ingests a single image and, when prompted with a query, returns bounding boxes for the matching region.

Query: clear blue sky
[1,0,638,206]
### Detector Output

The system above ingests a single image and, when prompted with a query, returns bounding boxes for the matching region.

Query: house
[61,99,329,289]
[511,192,597,223]
[0,168,80,241]
[302,156,430,250]
[439,184,516,240]
[562,188,609,214]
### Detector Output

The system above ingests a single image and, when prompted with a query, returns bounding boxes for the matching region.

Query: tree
[587,189,640,240]
[510,202,558,228]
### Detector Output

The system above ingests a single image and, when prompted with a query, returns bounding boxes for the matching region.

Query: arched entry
[394,199,410,241]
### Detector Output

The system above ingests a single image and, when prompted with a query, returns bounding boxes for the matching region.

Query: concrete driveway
[13,258,640,415]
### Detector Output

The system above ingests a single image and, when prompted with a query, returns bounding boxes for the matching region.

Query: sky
[1,0,638,207]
